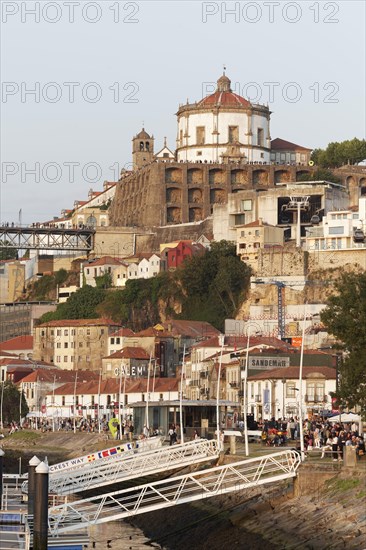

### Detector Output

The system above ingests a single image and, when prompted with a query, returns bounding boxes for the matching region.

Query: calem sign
[114,365,148,378]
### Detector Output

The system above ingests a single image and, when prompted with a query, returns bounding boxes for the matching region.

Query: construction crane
[252,278,327,340]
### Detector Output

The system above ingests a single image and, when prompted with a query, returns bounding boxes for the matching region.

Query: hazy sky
[1,0,365,224]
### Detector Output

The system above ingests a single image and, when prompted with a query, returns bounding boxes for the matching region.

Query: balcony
[189,380,199,387]
[229,382,240,389]
[305,394,327,403]
[200,371,208,379]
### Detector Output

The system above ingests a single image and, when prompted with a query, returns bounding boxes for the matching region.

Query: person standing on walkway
[332,432,339,461]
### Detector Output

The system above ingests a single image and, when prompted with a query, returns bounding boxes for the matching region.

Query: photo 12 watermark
[1,1,140,24]
[1,161,133,185]
[201,2,340,24]
[201,80,340,104]
[1,82,140,104]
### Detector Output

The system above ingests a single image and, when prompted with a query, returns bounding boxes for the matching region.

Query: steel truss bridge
[0,225,95,252]
[42,439,219,496]
[47,449,301,536]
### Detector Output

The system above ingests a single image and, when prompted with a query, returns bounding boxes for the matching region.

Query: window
[329,226,344,235]
[64,329,68,336]
[255,230,260,236]
[71,356,74,362]
[64,342,68,348]
[286,382,296,398]
[71,329,76,336]
[64,356,68,362]
[56,356,61,362]
[257,128,263,147]
[116,338,120,344]
[235,214,245,225]
[196,151,202,156]
[57,330,61,336]
[86,356,90,362]
[228,125,239,143]
[57,343,61,349]
[62,396,65,406]
[111,338,115,344]
[196,126,205,145]
[79,342,83,348]
[240,199,252,211]
[241,231,245,237]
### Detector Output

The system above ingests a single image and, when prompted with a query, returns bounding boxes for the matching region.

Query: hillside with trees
[39,241,252,331]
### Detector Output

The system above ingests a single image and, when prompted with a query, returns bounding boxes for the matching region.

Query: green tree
[39,285,107,322]
[0,240,18,261]
[1,381,29,425]
[33,274,56,300]
[54,268,68,286]
[311,138,366,168]
[95,272,113,289]
[320,272,366,413]
[177,241,252,330]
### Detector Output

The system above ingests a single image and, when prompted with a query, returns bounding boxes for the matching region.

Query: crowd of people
[255,416,365,460]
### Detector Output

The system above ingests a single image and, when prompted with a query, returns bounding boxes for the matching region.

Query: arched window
[140,141,144,151]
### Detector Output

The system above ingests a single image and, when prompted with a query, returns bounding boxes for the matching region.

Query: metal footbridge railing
[47,449,301,536]
[48,439,219,495]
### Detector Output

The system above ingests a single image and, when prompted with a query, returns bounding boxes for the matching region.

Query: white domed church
[176,72,271,164]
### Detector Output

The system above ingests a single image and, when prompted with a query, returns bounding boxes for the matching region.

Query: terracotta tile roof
[0,358,54,368]
[51,376,179,396]
[271,138,312,152]
[248,366,336,380]
[106,347,150,360]
[38,318,121,328]
[0,335,33,349]
[134,327,173,338]
[110,328,135,338]
[84,257,126,267]
[161,320,220,339]
[242,219,272,228]
[19,368,97,384]
[0,350,19,358]
[193,336,290,350]
[198,90,251,108]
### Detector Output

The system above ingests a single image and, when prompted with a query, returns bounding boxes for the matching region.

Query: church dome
[136,128,151,139]
[198,73,251,108]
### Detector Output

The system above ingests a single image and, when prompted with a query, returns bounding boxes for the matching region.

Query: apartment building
[34,318,121,371]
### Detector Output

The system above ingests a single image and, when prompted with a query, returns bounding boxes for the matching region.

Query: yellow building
[34,318,121,371]
[236,219,284,273]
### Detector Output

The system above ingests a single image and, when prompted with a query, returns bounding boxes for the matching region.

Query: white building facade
[176,73,271,164]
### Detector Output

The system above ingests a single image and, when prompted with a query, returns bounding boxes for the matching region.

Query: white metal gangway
[48,449,301,536]
[22,436,163,494]
[48,439,219,495]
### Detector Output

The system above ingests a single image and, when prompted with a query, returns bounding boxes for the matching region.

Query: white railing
[48,449,301,536]
[48,439,218,495]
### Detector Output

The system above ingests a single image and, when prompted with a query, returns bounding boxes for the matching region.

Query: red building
[163,241,205,270]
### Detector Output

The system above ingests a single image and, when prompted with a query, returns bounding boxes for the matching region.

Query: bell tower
[132,128,154,170]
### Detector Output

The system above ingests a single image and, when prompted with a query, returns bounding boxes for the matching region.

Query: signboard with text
[249,356,290,370]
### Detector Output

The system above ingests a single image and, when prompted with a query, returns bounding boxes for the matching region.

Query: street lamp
[73,370,78,434]
[0,381,4,430]
[242,326,262,457]
[216,335,225,450]
[298,302,307,461]
[179,344,188,444]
